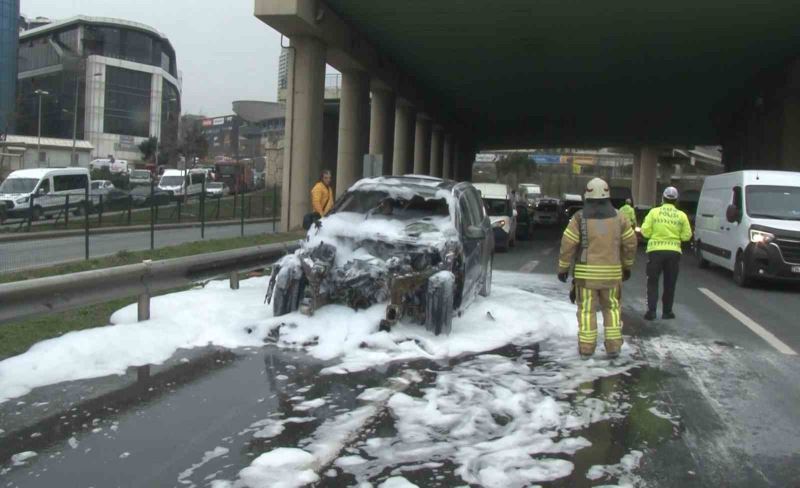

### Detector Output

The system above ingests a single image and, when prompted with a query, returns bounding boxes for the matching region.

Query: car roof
[8,168,89,179]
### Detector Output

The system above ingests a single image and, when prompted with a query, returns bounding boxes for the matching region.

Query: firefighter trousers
[576,285,623,355]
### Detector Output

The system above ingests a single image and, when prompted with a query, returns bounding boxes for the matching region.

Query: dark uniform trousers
[646,251,681,314]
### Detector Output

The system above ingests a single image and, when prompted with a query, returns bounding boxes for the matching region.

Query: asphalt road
[0,222,279,273]
[1,225,798,487]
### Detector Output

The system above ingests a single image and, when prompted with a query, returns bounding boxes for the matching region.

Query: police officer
[620,198,637,228]
[558,178,638,359]
[640,187,692,320]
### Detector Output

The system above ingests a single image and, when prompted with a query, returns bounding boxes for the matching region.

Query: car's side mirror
[465,225,486,240]
[725,204,741,224]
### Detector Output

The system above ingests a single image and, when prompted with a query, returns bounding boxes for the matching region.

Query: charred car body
[266,176,494,335]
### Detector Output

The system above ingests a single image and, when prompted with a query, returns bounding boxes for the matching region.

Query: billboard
[530,154,561,164]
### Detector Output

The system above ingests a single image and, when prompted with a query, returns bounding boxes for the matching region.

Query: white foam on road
[0,278,272,403]
[0,271,602,403]
[586,449,644,486]
[337,345,641,487]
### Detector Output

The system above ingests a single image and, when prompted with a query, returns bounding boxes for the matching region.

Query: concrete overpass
[255,0,800,230]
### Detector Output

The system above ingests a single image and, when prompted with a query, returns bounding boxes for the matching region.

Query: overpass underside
[255,0,800,229]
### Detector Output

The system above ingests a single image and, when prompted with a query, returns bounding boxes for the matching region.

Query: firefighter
[558,178,638,359]
[640,187,692,320]
[620,198,637,228]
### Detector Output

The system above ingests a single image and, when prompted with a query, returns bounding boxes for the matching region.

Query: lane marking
[541,247,555,256]
[520,260,539,273]
[698,287,797,355]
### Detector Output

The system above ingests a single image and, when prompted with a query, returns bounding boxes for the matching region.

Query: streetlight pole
[34,89,50,164]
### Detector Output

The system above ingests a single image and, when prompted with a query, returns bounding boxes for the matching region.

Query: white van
[518,183,542,203]
[473,182,517,251]
[158,169,206,201]
[0,168,91,220]
[695,170,800,286]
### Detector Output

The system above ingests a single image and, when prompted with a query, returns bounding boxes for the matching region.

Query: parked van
[158,169,206,201]
[0,168,91,220]
[695,170,800,286]
[473,182,517,251]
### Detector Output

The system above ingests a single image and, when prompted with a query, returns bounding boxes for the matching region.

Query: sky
[21,0,285,117]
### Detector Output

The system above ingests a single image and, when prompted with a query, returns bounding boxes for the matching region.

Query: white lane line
[520,260,539,273]
[698,287,797,355]
[541,247,555,256]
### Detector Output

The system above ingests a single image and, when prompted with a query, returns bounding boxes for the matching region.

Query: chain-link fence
[0,183,282,274]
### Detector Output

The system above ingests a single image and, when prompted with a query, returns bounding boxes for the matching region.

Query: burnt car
[266,176,494,335]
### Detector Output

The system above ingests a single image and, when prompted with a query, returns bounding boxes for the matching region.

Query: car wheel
[695,241,710,269]
[272,275,306,316]
[733,252,751,287]
[425,271,455,336]
[479,257,493,297]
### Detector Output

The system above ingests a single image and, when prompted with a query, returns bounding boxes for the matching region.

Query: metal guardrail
[0,241,300,325]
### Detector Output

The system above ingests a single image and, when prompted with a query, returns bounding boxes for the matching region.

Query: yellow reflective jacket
[558,201,638,289]
[619,204,637,227]
[640,203,692,253]
[311,181,334,216]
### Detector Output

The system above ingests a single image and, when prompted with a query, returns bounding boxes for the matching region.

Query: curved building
[0,0,19,133]
[16,16,180,164]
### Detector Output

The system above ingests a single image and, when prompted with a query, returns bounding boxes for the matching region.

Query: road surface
[0,222,279,274]
[0,226,798,487]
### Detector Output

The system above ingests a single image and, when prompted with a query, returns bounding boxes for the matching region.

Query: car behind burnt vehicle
[267,176,494,335]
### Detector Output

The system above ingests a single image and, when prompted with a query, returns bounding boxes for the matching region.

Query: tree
[179,121,209,164]
[139,137,158,163]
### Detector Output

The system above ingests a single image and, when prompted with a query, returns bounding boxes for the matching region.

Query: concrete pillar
[281,36,326,232]
[631,153,641,205]
[336,70,370,198]
[638,146,659,207]
[392,100,414,175]
[429,126,443,177]
[369,87,395,175]
[442,134,454,180]
[413,115,431,175]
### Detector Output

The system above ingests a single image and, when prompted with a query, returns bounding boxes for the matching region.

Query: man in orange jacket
[311,170,334,217]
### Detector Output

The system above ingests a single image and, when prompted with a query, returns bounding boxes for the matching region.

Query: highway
[0,222,279,273]
[0,226,798,487]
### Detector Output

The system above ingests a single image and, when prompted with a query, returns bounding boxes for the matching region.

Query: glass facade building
[16,16,180,163]
[0,0,19,132]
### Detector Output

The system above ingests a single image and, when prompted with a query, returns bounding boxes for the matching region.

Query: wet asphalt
[1,226,799,487]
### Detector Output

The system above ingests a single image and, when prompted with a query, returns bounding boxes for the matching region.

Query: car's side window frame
[464,188,484,227]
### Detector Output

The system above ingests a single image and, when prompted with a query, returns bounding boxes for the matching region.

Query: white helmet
[584,178,610,200]
[663,186,679,201]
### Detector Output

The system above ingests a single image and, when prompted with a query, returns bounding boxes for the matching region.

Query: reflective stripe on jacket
[640,203,692,253]
[558,203,638,289]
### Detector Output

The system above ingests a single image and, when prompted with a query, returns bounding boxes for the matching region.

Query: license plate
[792,266,800,274]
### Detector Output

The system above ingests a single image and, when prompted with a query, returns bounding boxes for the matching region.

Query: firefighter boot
[605,339,623,359]
[579,342,596,359]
